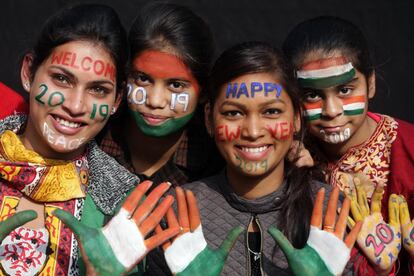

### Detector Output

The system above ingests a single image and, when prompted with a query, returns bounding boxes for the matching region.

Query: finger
[310,188,325,228]
[268,226,295,257]
[347,216,356,229]
[53,209,87,237]
[155,224,171,251]
[370,183,384,213]
[132,182,171,225]
[399,195,411,226]
[344,221,362,248]
[0,210,37,238]
[335,197,351,239]
[176,187,190,233]
[218,226,244,256]
[122,180,153,214]
[388,194,400,227]
[323,186,339,232]
[349,196,364,222]
[145,227,180,251]
[354,177,369,217]
[139,195,174,236]
[185,190,201,231]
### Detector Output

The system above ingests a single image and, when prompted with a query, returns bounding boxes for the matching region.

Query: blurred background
[1,0,412,122]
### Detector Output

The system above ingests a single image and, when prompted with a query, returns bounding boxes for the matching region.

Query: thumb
[218,226,244,257]
[53,209,88,237]
[268,226,295,257]
[0,210,37,239]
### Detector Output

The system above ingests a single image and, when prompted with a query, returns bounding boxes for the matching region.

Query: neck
[226,161,285,199]
[126,115,185,176]
[20,118,84,160]
[321,115,378,160]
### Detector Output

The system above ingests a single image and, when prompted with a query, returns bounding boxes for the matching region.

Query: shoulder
[181,174,226,204]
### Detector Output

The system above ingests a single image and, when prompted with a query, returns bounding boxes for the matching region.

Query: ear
[204,102,214,137]
[367,72,376,99]
[293,111,302,134]
[21,54,33,93]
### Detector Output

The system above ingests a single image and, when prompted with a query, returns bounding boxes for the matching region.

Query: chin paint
[320,127,351,144]
[296,56,356,89]
[129,109,194,137]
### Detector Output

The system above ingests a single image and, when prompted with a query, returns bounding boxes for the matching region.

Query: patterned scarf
[0,130,88,202]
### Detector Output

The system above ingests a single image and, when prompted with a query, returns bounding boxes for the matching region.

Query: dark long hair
[128,2,215,90]
[27,4,128,92]
[208,41,314,247]
[282,16,374,79]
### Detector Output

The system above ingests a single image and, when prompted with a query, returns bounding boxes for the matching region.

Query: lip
[49,114,86,135]
[235,144,272,161]
[140,112,171,125]
[319,123,347,133]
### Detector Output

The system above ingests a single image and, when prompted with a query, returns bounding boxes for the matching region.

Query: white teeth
[241,146,268,153]
[56,117,81,128]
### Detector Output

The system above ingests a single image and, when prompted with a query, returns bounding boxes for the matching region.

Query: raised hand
[268,187,361,276]
[287,140,314,168]
[158,187,244,275]
[399,195,414,261]
[53,180,180,276]
[0,210,37,240]
[347,177,401,274]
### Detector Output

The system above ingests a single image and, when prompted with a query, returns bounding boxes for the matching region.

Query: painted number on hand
[365,223,394,257]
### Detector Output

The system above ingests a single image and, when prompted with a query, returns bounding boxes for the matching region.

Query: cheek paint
[319,128,351,144]
[266,122,294,140]
[304,102,323,121]
[43,122,85,150]
[90,104,109,121]
[215,125,241,142]
[127,85,147,105]
[35,84,65,107]
[51,51,115,82]
[134,50,199,94]
[225,82,282,99]
[342,95,366,116]
[170,92,189,112]
[235,155,268,173]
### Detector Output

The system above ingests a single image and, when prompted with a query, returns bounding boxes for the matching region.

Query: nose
[61,88,86,116]
[146,83,168,109]
[322,96,343,118]
[241,114,264,140]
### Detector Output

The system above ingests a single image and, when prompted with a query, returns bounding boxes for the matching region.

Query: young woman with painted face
[283,16,414,275]
[146,42,361,276]
[98,3,221,188]
[0,4,179,275]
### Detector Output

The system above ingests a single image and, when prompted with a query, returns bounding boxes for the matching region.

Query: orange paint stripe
[304,102,323,110]
[300,56,348,71]
[341,95,365,105]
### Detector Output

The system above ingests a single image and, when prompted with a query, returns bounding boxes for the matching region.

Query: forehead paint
[215,125,241,142]
[296,56,356,89]
[266,122,294,140]
[43,122,85,150]
[319,128,351,144]
[129,110,194,137]
[134,50,199,94]
[226,82,282,99]
[50,50,115,82]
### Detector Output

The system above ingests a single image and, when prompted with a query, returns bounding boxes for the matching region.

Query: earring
[24,82,30,90]
[111,107,117,115]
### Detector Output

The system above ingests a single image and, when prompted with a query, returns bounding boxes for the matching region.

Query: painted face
[127,50,199,137]
[298,53,373,145]
[23,41,118,159]
[211,72,296,177]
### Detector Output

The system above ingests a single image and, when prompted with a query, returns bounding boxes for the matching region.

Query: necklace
[247,246,261,261]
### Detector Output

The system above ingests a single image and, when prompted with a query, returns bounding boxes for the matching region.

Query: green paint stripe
[306,113,322,121]
[344,108,364,116]
[298,69,356,89]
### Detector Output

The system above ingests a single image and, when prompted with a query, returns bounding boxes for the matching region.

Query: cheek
[170,92,194,113]
[265,121,294,140]
[127,84,147,109]
[214,124,241,142]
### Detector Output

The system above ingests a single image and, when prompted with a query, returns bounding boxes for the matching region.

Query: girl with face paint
[97,3,222,189]
[0,4,179,276]
[284,16,414,275]
[146,42,361,276]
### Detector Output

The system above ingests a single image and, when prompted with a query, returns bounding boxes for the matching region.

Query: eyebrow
[220,98,286,109]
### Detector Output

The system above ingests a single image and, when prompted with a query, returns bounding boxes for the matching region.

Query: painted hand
[346,177,401,273]
[0,210,37,241]
[268,187,361,276]
[398,195,414,262]
[158,187,244,275]
[287,140,314,168]
[53,181,180,276]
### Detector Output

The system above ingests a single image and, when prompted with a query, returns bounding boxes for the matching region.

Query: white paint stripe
[164,225,207,273]
[307,226,350,275]
[297,63,354,79]
[102,208,146,269]
[343,102,365,111]
[305,108,322,116]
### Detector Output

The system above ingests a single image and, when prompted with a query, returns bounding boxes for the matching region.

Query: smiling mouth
[237,145,270,153]
[140,113,170,125]
[55,116,83,128]
[50,114,86,135]
[235,145,272,161]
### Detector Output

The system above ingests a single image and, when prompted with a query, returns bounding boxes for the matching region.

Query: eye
[304,91,321,102]
[132,73,151,86]
[52,73,70,85]
[338,87,352,96]
[263,108,281,116]
[222,110,243,118]
[90,86,110,96]
[169,81,186,91]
